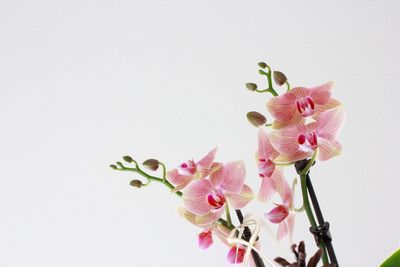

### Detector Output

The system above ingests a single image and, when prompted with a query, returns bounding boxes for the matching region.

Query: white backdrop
[1,1,399,266]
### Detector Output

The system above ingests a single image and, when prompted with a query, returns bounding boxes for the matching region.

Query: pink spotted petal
[270,125,303,156]
[210,161,245,194]
[198,230,213,250]
[258,128,279,160]
[318,138,342,161]
[316,106,345,141]
[182,179,213,216]
[227,246,246,264]
[309,81,334,105]
[197,147,218,169]
[313,98,341,119]
[167,169,190,186]
[265,205,289,224]
[267,91,297,123]
[258,176,276,203]
[277,220,288,241]
[225,184,254,209]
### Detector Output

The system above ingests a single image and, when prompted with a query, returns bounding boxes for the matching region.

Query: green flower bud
[109,164,118,170]
[123,155,133,163]
[142,159,160,171]
[130,180,143,188]
[258,62,267,69]
[246,83,257,91]
[247,111,267,127]
[273,71,287,86]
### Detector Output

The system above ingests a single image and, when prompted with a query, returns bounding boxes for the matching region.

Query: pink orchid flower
[267,81,341,128]
[265,178,295,241]
[257,128,289,202]
[270,106,345,163]
[167,147,218,191]
[182,161,254,225]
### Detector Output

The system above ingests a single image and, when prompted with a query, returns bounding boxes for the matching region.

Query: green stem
[225,203,233,228]
[257,68,279,97]
[113,162,234,230]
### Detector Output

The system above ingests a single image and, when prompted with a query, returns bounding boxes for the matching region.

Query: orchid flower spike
[167,147,219,191]
[267,81,340,128]
[270,106,345,163]
[182,161,254,225]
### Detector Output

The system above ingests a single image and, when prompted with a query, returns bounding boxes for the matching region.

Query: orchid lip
[296,96,315,117]
[207,190,225,210]
[178,160,197,176]
[298,131,318,152]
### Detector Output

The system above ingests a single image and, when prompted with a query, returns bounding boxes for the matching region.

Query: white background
[1,1,399,266]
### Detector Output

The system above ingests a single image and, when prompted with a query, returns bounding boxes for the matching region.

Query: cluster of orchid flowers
[110,62,344,267]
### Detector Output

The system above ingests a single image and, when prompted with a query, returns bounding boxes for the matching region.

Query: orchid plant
[110,62,346,267]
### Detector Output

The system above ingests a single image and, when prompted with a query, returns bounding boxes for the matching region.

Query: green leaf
[381,248,400,267]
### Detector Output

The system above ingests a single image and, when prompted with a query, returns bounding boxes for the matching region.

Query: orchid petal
[258,128,279,160]
[225,184,254,209]
[258,176,276,203]
[198,230,213,250]
[277,220,288,241]
[313,98,341,119]
[309,81,334,105]
[318,138,342,161]
[316,106,345,141]
[267,91,297,123]
[197,147,218,169]
[195,210,223,226]
[210,161,245,194]
[265,205,289,224]
[270,126,303,156]
[183,179,213,215]
[167,169,190,186]
[286,213,295,242]
[227,246,246,264]
[214,224,231,246]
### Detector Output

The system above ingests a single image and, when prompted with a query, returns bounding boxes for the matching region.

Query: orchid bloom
[182,161,254,225]
[270,106,345,163]
[265,178,295,241]
[257,127,289,202]
[267,81,341,128]
[167,147,218,191]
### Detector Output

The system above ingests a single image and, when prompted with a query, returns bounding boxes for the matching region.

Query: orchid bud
[109,164,118,170]
[142,159,160,171]
[130,179,143,188]
[245,83,257,91]
[258,62,267,69]
[123,155,133,163]
[247,111,267,127]
[273,71,287,86]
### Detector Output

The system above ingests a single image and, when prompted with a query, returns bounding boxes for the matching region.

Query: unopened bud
[123,155,133,163]
[258,62,267,69]
[273,71,287,86]
[247,111,267,127]
[245,83,257,91]
[130,180,143,188]
[109,164,118,170]
[142,159,160,171]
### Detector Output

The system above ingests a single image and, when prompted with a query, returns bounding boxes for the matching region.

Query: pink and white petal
[195,209,224,226]
[226,184,254,209]
[270,126,302,156]
[198,230,213,250]
[197,147,218,169]
[183,179,213,215]
[167,169,191,185]
[318,138,342,161]
[286,213,296,243]
[274,151,312,163]
[267,92,297,123]
[313,98,341,119]
[290,87,310,99]
[277,220,288,241]
[316,106,345,141]
[227,246,246,264]
[177,207,197,225]
[257,177,276,203]
[272,115,306,129]
[210,161,246,194]
[265,205,289,224]
[309,81,334,105]
[258,128,280,160]
[172,178,194,192]
[272,169,292,205]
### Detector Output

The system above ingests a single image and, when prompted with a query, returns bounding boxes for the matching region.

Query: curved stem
[112,162,234,230]
[225,204,233,228]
